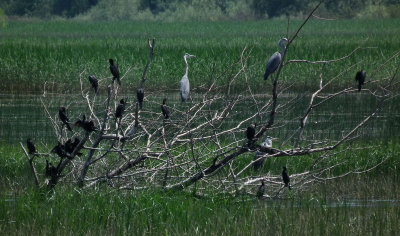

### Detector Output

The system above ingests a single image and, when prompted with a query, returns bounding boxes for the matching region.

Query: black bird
[257,180,265,199]
[137,88,144,109]
[355,70,366,92]
[45,160,57,178]
[88,75,99,94]
[253,151,264,171]
[75,115,97,133]
[51,141,67,159]
[27,138,37,155]
[282,166,291,190]
[64,138,82,157]
[246,123,256,143]
[109,58,121,85]
[161,98,170,119]
[115,99,126,119]
[59,107,72,131]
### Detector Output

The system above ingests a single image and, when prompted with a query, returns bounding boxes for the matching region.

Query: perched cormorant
[75,115,97,133]
[246,123,256,143]
[161,98,170,119]
[137,88,144,109]
[109,58,121,85]
[253,151,264,171]
[115,99,126,119]
[51,141,67,159]
[88,75,99,94]
[355,70,366,92]
[64,138,82,157]
[59,107,72,131]
[45,160,57,178]
[257,180,265,199]
[27,138,37,155]
[282,166,291,190]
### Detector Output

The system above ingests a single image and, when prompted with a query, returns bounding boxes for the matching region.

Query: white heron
[264,38,288,80]
[180,53,196,102]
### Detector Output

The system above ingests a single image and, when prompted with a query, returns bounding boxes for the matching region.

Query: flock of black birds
[25,55,367,195]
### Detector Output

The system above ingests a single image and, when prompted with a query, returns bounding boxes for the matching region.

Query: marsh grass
[0,19,399,93]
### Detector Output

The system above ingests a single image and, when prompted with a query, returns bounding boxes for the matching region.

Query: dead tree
[23,4,399,198]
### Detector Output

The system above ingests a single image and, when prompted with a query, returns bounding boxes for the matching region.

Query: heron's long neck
[279,41,286,55]
[184,58,189,77]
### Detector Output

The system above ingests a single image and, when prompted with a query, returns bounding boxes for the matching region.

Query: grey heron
[180,53,195,102]
[109,58,121,85]
[355,70,366,92]
[257,180,265,199]
[88,75,98,94]
[27,138,37,155]
[137,88,144,109]
[264,38,288,80]
[282,166,291,190]
[161,98,170,119]
[59,107,72,131]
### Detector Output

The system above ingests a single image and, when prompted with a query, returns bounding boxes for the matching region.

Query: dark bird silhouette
[88,75,99,94]
[64,138,82,157]
[161,98,170,119]
[27,138,37,155]
[355,70,366,92]
[253,151,264,171]
[59,107,72,131]
[257,180,265,199]
[137,88,144,109]
[282,166,291,190]
[109,58,121,85]
[115,99,126,119]
[45,160,58,178]
[246,123,256,143]
[51,141,67,159]
[75,115,98,133]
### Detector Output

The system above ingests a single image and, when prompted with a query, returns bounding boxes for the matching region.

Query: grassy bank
[0,19,399,93]
[1,141,399,235]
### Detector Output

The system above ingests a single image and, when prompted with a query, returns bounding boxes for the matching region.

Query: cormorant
[137,88,144,109]
[45,160,57,178]
[88,75,99,94]
[64,138,82,157]
[51,141,67,159]
[355,70,366,92]
[115,99,126,119]
[75,115,97,133]
[257,180,265,199]
[161,98,170,119]
[59,107,72,131]
[109,58,121,85]
[27,138,37,155]
[246,123,256,143]
[282,166,291,190]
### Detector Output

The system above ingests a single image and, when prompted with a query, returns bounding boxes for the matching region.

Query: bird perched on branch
[137,88,144,109]
[257,180,265,199]
[161,98,170,119]
[88,75,99,94]
[59,107,72,131]
[64,138,82,158]
[264,38,288,80]
[115,99,126,120]
[27,138,37,155]
[180,53,196,102]
[75,115,97,133]
[253,151,264,171]
[109,58,121,85]
[282,166,291,190]
[355,70,366,92]
[45,160,57,178]
[51,141,67,159]
[246,123,256,144]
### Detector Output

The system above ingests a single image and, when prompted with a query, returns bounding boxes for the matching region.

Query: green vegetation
[1,142,399,234]
[0,19,399,94]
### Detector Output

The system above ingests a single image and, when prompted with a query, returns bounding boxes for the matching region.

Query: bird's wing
[265,52,282,75]
[180,77,190,99]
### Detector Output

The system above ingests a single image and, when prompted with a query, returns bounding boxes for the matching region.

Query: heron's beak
[189,55,196,58]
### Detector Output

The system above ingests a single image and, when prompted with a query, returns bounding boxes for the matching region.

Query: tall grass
[0,19,399,93]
